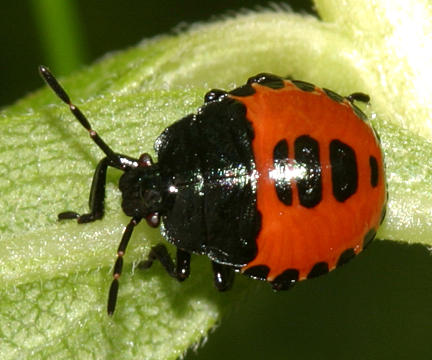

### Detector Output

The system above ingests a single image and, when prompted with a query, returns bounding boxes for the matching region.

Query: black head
[119,153,163,227]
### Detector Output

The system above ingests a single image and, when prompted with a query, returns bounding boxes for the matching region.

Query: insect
[39,66,386,315]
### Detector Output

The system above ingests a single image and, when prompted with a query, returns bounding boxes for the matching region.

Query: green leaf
[1,1,431,359]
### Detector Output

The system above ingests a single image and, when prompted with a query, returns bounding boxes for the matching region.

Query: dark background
[1,0,314,108]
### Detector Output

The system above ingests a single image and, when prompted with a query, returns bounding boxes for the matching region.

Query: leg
[139,244,191,281]
[212,261,235,291]
[346,92,370,104]
[58,157,111,223]
[107,216,142,315]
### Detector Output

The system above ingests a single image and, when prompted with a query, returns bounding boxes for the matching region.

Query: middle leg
[139,244,191,281]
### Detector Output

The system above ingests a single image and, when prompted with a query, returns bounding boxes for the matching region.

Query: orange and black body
[151,73,386,290]
[231,77,386,287]
[40,68,387,315]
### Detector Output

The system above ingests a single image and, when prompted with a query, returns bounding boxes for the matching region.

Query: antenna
[40,65,146,315]
[39,65,125,168]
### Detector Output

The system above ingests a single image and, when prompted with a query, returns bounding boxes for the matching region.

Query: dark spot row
[273,136,364,206]
[203,73,370,124]
[273,137,381,206]
[204,73,286,102]
[243,228,377,290]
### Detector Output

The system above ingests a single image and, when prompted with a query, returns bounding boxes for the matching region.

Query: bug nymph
[40,66,386,317]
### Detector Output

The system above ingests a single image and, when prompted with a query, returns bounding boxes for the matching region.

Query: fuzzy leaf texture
[1,0,431,359]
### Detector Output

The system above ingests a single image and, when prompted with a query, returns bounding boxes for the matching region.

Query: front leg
[212,261,235,291]
[58,157,110,223]
[139,244,191,281]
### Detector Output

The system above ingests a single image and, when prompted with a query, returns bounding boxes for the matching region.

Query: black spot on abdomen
[243,265,270,280]
[273,139,292,205]
[247,73,285,89]
[337,248,356,267]
[307,262,329,278]
[323,88,345,103]
[271,269,299,290]
[363,228,377,249]
[291,80,315,92]
[229,83,255,97]
[294,135,322,208]
[330,140,358,202]
[369,156,379,187]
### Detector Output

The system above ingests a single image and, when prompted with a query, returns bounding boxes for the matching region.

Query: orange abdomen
[232,81,386,284]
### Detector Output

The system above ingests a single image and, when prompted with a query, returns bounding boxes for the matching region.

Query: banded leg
[139,244,191,281]
[107,216,142,316]
[58,157,112,223]
[212,261,235,291]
